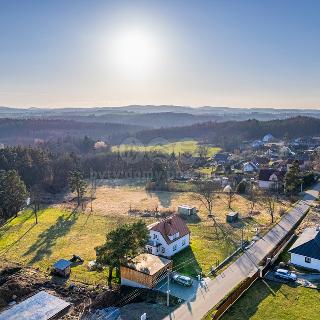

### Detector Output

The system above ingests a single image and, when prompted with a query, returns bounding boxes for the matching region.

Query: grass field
[220,280,320,320]
[112,140,221,157]
[0,208,120,284]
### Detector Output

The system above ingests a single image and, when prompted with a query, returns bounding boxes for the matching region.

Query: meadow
[221,280,320,320]
[111,140,221,157]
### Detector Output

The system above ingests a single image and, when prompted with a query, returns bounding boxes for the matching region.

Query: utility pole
[167,272,170,307]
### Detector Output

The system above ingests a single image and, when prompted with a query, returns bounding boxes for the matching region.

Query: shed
[178,205,197,216]
[52,259,72,277]
[121,253,173,288]
[226,211,239,223]
[0,291,70,320]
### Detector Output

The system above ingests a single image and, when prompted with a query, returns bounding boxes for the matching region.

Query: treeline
[0,118,142,146]
[133,116,320,148]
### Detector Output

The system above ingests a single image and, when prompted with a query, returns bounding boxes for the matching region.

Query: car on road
[172,274,193,287]
[274,268,297,281]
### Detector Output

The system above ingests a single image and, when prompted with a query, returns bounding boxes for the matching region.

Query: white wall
[258,180,271,189]
[146,230,190,258]
[291,253,320,271]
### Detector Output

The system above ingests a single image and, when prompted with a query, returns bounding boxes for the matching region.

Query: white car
[274,269,297,282]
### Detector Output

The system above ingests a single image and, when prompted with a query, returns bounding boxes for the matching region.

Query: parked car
[172,274,193,287]
[274,268,297,281]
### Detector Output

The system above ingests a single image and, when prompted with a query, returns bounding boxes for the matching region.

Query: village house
[146,215,190,258]
[258,168,286,190]
[288,227,320,271]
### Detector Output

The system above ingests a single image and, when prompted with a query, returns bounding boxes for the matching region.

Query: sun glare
[109,28,159,77]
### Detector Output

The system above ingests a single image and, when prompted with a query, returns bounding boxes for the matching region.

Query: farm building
[288,227,320,271]
[178,205,197,216]
[120,253,173,288]
[146,215,190,258]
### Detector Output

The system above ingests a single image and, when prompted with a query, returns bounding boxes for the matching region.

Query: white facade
[290,253,320,271]
[146,229,190,258]
[259,174,280,189]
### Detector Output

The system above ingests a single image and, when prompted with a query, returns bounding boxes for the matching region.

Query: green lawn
[0,207,236,285]
[0,208,119,285]
[220,280,320,320]
[173,224,238,277]
[112,140,220,157]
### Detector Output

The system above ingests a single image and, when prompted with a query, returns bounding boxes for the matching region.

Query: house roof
[53,259,72,270]
[124,253,172,275]
[213,153,230,162]
[258,169,286,182]
[148,215,190,244]
[289,228,320,260]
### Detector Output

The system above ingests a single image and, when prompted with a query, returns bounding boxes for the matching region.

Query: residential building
[258,168,286,190]
[146,215,190,258]
[288,227,320,271]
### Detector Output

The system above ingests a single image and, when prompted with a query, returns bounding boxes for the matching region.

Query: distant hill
[0,106,319,129]
[133,116,320,145]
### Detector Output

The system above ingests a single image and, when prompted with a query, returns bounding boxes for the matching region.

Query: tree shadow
[23,211,79,264]
[148,191,174,208]
[172,247,202,277]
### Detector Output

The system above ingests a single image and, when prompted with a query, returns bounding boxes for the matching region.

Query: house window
[161,248,165,254]
[153,234,157,239]
[173,244,177,252]
[182,239,186,246]
[147,247,152,253]
[305,257,311,263]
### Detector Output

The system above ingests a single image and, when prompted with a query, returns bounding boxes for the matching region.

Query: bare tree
[30,184,43,224]
[248,183,258,215]
[263,188,277,224]
[223,185,235,209]
[193,180,220,235]
[197,144,209,160]
[89,175,97,212]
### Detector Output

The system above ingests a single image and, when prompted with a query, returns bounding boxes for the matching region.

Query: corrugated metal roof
[0,291,70,320]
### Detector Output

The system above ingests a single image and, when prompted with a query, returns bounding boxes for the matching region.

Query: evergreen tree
[0,170,28,219]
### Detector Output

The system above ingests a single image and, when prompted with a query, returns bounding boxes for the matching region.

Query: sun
[109,28,159,77]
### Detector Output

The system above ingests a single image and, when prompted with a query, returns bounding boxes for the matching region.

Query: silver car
[172,274,193,287]
[274,269,297,282]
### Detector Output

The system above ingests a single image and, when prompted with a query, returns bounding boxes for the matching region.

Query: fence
[211,270,260,320]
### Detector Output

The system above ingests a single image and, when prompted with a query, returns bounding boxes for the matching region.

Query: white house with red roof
[146,215,190,258]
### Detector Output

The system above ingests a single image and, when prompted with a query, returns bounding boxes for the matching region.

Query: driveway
[155,277,212,301]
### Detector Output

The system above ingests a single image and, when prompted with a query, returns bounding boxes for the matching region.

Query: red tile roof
[148,215,190,244]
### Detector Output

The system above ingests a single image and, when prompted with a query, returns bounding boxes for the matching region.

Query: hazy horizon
[1,0,320,109]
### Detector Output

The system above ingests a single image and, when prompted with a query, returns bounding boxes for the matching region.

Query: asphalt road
[163,183,320,320]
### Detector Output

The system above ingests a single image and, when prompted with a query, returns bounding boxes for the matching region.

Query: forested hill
[134,116,320,145]
[0,119,143,146]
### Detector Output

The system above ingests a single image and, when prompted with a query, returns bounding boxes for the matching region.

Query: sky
[0,0,320,109]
